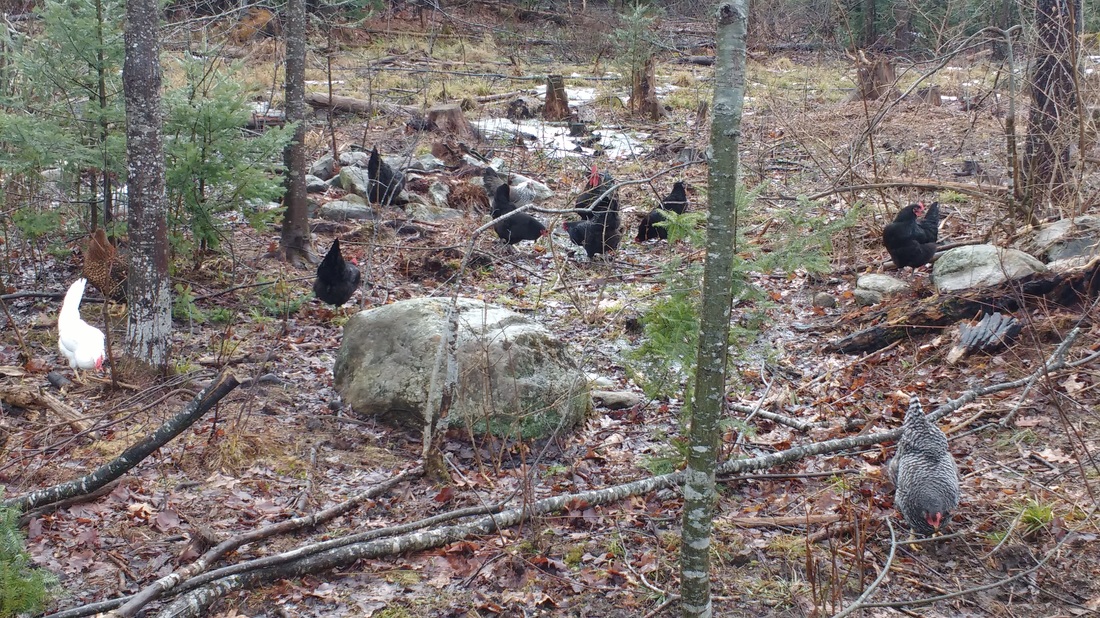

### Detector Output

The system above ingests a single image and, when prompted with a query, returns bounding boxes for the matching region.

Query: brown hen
[83,229,127,301]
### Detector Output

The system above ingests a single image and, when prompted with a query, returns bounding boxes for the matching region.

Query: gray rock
[406,202,464,222]
[811,292,837,309]
[932,245,1046,292]
[340,166,411,205]
[412,154,447,172]
[858,273,911,295]
[310,154,337,180]
[338,150,370,167]
[317,196,375,221]
[305,174,329,193]
[853,273,910,306]
[1018,215,1100,262]
[334,298,590,438]
[591,390,642,410]
[427,181,451,209]
[854,289,884,307]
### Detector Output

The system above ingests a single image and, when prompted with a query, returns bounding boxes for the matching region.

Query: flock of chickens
[312,157,692,306]
[55,150,960,541]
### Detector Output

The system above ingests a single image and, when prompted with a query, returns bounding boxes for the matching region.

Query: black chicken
[313,239,362,306]
[366,146,406,206]
[574,165,618,219]
[882,201,940,268]
[887,394,960,537]
[636,181,688,242]
[564,203,621,259]
[491,184,547,245]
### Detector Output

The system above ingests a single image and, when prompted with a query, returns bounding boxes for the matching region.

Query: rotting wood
[304,92,420,117]
[0,386,91,435]
[426,103,475,138]
[848,55,898,102]
[631,54,664,121]
[827,258,1100,354]
[543,74,570,121]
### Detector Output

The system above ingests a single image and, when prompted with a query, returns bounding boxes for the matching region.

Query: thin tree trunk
[680,2,747,617]
[1024,0,1080,217]
[281,0,313,266]
[123,0,170,369]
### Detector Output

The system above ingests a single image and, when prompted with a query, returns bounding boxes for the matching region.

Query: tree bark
[1024,0,1081,217]
[123,0,171,369]
[680,2,747,617]
[280,0,313,266]
[630,54,664,121]
[543,74,570,121]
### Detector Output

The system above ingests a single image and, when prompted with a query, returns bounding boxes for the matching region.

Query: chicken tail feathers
[61,278,88,322]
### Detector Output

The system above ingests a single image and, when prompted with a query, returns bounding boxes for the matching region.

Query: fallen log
[304,92,419,117]
[826,258,1100,354]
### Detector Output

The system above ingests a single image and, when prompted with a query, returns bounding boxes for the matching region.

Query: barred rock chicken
[888,394,960,537]
[491,184,547,245]
[83,229,127,301]
[482,167,542,208]
[313,239,361,306]
[366,146,406,206]
[57,278,106,377]
[883,201,940,269]
[574,165,618,219]
[636,181,688,242]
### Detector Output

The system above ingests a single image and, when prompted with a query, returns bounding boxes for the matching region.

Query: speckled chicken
[887,395,960,536]
[83,229,127,301]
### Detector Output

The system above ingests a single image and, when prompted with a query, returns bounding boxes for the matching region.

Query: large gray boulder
[932,245,1046,292]
[334,298,590,438]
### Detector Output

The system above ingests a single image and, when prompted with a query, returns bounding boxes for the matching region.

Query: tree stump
[916,85,942,106]
[543,74,570,121]
[427,104,475,138]
[631,54,664,121]
[847,55,898,102]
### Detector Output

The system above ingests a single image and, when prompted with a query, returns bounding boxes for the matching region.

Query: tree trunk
[543,74,570,121]
[123,0,170,370]
[680,2,747,617]
[1024,0,1080,217]
[860,0,876,47]
[848,55,896,102]
[280,0,313,266]
[630,54,664,121]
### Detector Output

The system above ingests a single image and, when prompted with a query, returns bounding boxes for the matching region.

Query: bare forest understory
[1,5,1100,618]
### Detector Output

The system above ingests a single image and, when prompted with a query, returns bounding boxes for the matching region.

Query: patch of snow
[473,117,649,159]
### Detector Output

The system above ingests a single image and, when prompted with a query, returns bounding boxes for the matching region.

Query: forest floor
[2,5,1100,618]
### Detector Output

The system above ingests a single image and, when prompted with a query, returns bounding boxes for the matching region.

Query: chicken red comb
[588,164,600,187]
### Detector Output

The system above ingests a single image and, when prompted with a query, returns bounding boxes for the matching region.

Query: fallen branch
[108,466,426,618]
[1,370,240,514]
[55,331,1091,617]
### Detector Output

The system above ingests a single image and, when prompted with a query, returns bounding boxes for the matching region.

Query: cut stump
[543,74,570,121]
[427,104,475,138]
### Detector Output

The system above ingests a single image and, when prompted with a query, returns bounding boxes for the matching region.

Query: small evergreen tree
[0,507,56,617]
[163,57,295,254]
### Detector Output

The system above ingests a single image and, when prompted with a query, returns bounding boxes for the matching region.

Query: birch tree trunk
[680,2,747,617]
[123,0,170,369]
[280,0,313,266]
